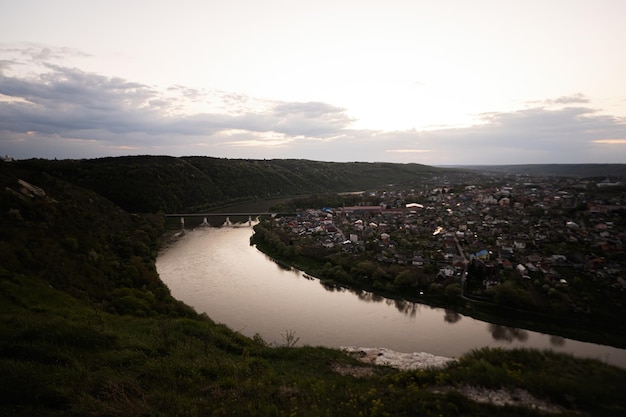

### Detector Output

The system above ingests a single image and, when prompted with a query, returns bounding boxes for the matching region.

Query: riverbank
[152,224,624,415]
[250,228,626,351]
[157,223,626,370]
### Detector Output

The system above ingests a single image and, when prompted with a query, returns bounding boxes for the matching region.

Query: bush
[444,283,462,299]
[494,281,534,309]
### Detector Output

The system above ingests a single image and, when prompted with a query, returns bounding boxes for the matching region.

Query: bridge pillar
[180,217,185,230]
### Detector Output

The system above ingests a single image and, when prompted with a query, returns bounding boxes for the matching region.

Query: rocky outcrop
[340,346,456,370]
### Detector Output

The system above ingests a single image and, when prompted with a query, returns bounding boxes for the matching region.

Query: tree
[394,270,416,289]
[494,281,533,309]
[444,283,462,300]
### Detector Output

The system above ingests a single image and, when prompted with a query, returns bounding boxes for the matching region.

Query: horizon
[1,1,626,164]
[4,153,625,169]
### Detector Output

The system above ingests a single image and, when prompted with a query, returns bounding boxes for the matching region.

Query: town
[253,171,625,339]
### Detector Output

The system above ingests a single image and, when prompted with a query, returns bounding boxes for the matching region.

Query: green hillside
[1,158,625,416]
[15,156,449,212]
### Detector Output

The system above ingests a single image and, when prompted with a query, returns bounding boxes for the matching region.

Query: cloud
[525,93,591,109]
[0,43,93,82]
[0,66,163,137]
[417,106,626,163]
[547,93,590,105]
[0,59,17,72]
[1,51,625,164]
[0,62,357,156]
[268,101,354,136]
[0,43,92,64]
[385,149,431,153]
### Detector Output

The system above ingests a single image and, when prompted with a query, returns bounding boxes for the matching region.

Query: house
[438,266,455,279]
[412,255,425,266]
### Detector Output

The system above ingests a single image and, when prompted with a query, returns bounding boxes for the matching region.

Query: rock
[340,346,456,370]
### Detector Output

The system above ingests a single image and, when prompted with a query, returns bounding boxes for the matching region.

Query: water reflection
[391,299,419,317]
[311,277,430,318]
[550,335,566,347]
[354,289,385,304]
[489,324,529,343]
[320,281,343,292]
[157,224,626,369]
[443,309,462,324]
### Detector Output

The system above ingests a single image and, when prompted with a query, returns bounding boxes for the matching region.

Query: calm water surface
[156,224,626,368]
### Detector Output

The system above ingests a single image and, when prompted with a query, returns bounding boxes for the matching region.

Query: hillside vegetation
[16,156,450,213]
[1,158,625,416]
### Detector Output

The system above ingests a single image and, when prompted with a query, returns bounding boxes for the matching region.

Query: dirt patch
[434,385,563,414]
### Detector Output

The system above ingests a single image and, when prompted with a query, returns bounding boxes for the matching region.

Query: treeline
[252,219,463,303]
[14,156,450,212]
[268,193,374,212]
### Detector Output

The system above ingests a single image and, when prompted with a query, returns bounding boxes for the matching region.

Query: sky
[1,0,625,165]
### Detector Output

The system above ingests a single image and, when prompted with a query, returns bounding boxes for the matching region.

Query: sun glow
[593,139,626,144]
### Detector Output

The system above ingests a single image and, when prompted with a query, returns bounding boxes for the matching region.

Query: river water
[156,224,626,368]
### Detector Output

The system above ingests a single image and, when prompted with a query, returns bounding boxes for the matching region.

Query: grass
[2,272,626,417]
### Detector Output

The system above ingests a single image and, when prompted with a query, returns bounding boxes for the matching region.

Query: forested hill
[0,160,195,315]
[12,156,450,212]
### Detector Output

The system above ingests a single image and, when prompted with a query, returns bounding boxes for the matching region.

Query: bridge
[165,212,279,218]
[164,212,293,228]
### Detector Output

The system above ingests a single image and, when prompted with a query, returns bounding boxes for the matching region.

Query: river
[156,223,626,368]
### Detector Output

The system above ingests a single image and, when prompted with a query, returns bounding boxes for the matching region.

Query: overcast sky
[1,0,625,164]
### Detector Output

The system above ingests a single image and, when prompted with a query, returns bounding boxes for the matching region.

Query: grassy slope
[1,159,626,416]
[4,275,626,417]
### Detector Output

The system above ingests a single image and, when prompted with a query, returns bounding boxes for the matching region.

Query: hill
[1,157,625,416]
[14,156,451,212]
